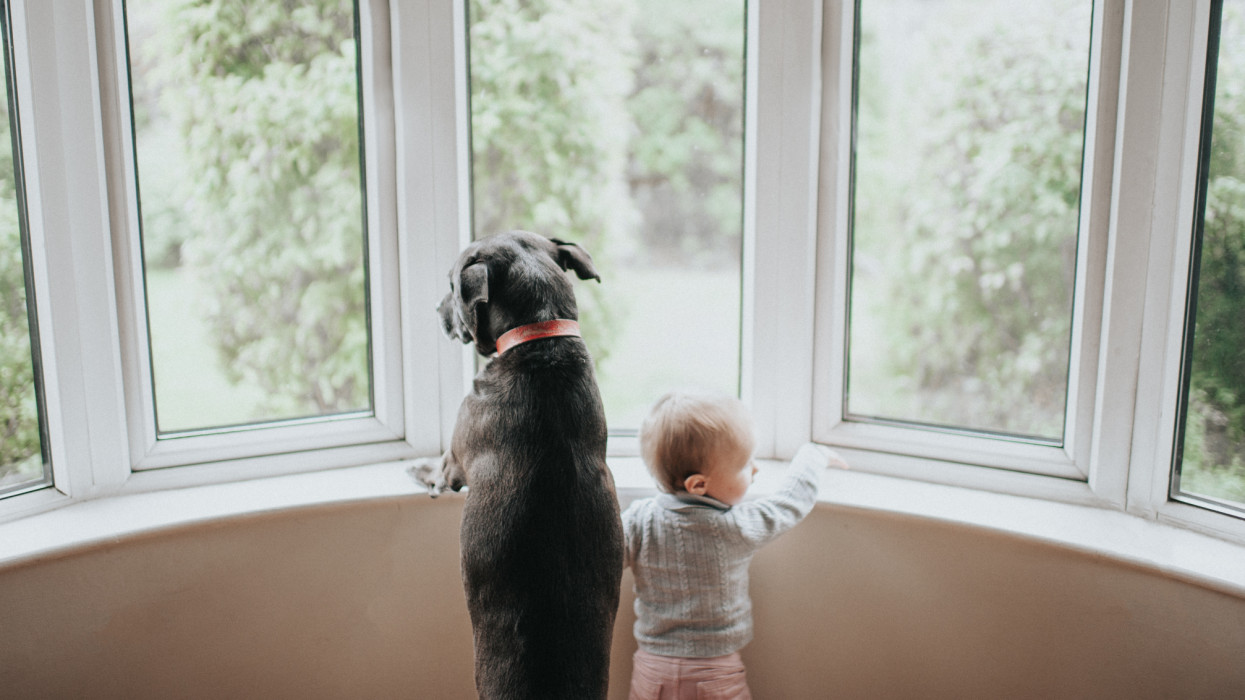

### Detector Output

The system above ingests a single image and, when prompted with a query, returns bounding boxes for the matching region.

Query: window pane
[848,0,1093,440]
[0,7,50,496]
[467,0,745,429]
[124,0,371,435]
[1176,0,1245,513]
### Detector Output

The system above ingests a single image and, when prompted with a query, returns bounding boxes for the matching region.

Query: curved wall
[2,495,1244,699]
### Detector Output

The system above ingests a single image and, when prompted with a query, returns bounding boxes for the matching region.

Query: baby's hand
[811,443,850,471]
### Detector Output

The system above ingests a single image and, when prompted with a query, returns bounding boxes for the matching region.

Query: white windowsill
[1,457,1244,601]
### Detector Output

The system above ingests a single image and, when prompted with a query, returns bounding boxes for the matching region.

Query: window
[465,0,747,429]
[0,0,48,498]
[814,0,1105,483]
[1174,0,1245,516]
[848,0,1094,442]
[104,0,410,470]
[123,0,371,434]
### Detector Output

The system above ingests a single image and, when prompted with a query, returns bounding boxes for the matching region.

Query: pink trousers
[628,648,753,700]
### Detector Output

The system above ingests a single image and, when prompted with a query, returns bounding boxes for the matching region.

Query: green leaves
[152,0,369,417]
[852,0,1090,438]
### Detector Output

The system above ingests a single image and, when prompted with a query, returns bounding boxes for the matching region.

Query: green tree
[1183,2,1245,501]
[0,82,41,482]
[468,0,639,360]
[148,0,369,417]
[857,4,1089,438]
[626,0,745,268]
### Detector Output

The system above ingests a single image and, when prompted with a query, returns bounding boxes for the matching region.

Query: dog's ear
[550,238,601,282]
[457,261,489,339]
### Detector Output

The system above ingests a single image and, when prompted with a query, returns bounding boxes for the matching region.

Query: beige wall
[2,496,1244,699]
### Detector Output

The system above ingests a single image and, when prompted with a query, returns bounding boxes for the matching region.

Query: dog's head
[437,230,600,356]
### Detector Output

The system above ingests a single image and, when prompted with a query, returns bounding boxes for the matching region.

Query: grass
[589,265,741,429]
[145,267,269,432]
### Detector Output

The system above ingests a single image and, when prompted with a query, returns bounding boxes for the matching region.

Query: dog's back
[455,338,623,699]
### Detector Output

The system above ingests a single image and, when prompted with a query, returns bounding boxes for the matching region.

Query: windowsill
[2,457,1244,600]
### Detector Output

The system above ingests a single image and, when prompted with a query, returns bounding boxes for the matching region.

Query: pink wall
[2,496,1243,699]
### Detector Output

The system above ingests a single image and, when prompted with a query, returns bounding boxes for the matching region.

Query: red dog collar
[496,319,582,355]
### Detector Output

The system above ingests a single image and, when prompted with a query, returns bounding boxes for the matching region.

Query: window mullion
[388,0,472,457]
[1114,0,1212,518]
[15,0,131,500]
[747,0,824,460]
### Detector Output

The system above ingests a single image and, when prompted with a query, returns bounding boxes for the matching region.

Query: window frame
[98,0,417,471]
[0,0,468,521]
[0,0,129,517]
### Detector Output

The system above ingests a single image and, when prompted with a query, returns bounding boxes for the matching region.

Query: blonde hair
[639,392,755,493]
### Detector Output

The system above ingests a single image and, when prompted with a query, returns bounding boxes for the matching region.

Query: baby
[621,391,845,699]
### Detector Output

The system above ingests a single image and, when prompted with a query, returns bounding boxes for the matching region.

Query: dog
[412,230,624,699]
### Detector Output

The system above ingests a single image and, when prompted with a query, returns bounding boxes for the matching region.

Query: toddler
[621,391,844,700]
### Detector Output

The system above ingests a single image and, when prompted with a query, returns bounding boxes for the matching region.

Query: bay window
[0,0,1242,558]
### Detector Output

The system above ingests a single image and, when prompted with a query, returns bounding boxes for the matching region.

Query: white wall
[2,495,1244,699]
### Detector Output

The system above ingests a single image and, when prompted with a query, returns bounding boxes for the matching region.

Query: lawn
[145,267,269,432]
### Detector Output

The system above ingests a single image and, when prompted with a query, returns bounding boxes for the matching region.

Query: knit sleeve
[730,443,829,547]
[620,499,642,570]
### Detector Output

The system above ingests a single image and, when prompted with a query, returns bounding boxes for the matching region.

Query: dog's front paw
[407,458,446,497]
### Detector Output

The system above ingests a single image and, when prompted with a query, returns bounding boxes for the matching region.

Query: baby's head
[639,391,756,503]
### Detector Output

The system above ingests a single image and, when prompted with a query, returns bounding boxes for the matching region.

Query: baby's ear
[683,473,709,495]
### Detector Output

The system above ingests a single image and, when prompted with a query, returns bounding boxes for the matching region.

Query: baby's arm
[732,443,844,546]
[620,499,641,570]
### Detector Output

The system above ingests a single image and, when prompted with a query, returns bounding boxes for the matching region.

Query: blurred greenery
[468,0,745,400]
[626,0,745,268]
[132,0,370,428]
[850,1,1089,439]
[1181,1,1245,504]
[0,42,44,488]
[467,0,639,363]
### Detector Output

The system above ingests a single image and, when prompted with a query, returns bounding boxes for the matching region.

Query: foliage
[1183,2,1245,494]
[0,81,42,481]
[467,0,640,360]
[625,0,745,267]
[143,0,369,416]
[854,2,1089,438]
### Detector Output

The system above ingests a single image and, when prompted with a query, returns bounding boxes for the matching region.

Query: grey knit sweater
[621,443,829,658]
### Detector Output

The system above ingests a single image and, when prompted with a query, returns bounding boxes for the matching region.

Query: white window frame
[98,0,414,472]
[0,0,469,521]
[806,0,1117,500]
[0,0,130,519]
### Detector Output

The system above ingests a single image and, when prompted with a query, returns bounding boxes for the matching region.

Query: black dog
[413,230,624,699]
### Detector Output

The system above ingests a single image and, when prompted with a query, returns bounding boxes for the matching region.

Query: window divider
[10,0,131,504]
[747,0,825,461]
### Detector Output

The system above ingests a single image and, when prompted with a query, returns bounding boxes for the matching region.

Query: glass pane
[0,7,50,496]
[1176,0,1245,513]
[467,0,745,429]
[848,0,1093,441]
[124,0,371,434]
